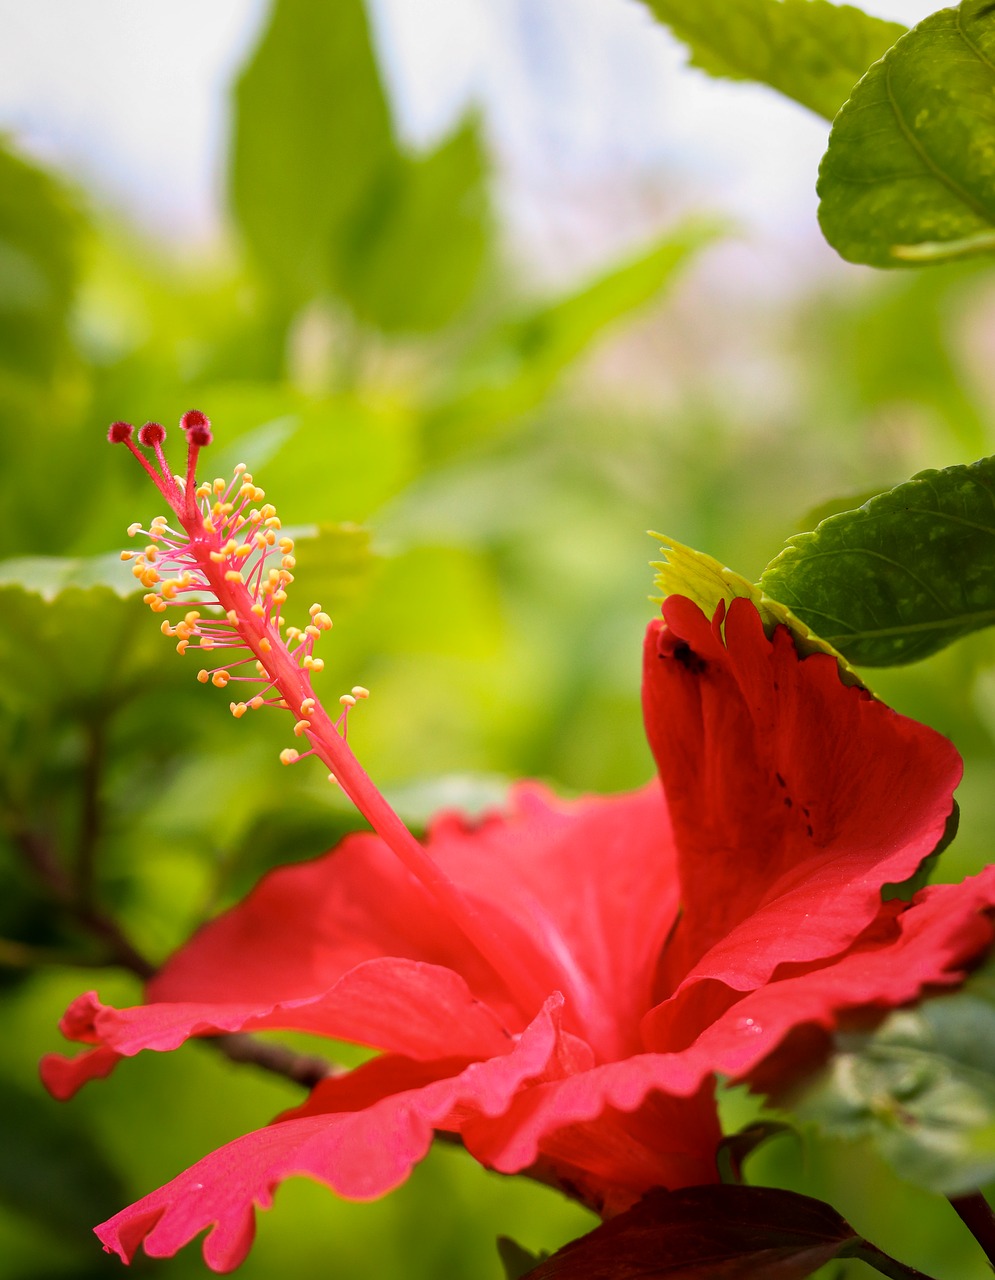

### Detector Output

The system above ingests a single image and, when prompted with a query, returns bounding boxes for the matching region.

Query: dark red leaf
[522,1185,859,1279]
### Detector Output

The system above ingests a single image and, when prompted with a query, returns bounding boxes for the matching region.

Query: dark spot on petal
[806,823,814,838]
[670,642,708,675]
[784,797,793,809]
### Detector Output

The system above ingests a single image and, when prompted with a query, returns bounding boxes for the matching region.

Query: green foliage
[639,0,904,120]
[818,0,995,267]
[788,959,995,1196]
[760,456,995,666]
[230,0,488,333]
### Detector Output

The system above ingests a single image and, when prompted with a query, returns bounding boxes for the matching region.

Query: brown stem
[207,1034,341,1089]
[75,717,106,908]
[850,1241,940,1280]
[950,1193,995,1268]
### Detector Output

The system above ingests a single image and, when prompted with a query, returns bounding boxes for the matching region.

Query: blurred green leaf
[338,117,489,333]
[640,0,904,120]
[498,1236,548,1279]
[0,553,137,601]
[230,0,395,304]
[0,1076,125,1236]
[423,221,717,460]
[789,966,995,1196]
[818,0,995,267]
[0,140,82,381]
[760,456,995,665]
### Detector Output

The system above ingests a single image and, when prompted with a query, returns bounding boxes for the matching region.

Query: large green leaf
[818,0,995,267]
[788,959,995,1195]
[337,117,489,333]
[640,0,904,121]
[760,457,995,665]
[229,0,395,304]
[422,221,717,460]
[0,141,82,381]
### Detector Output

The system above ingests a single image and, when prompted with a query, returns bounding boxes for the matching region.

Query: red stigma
[181,409,212,447]
[138,421,167,447]
[107,420,134,444]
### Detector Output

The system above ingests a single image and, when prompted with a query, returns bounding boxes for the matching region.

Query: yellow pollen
[226,610,238,624]
[255,661,266,675]
[201,636,215,649]
[279,748,299,766]
[278,537,294,553]
[309,603,322,617]
[281,555,296,570]
[293,719,310,737]
[160,581,179,600]
[272,590,288,605]
[230,702,248,719]
[313,612,333,630]
[120,550,137,561]
[209,551,225,563]
[286,627,301,642]
[339,694,356,708]
[197,670,209,683]
[196,483,211,500]
[213,478,226,494]
[305,625,320,639]
[303,655,324,672]
[351,686,370,699]
[176,639,189,655]
[235,463,247,475]
[212,671,230,688]
[251,602,266,617]
[159,620,175,636]
[250,696,264,709]
[235,543,253,558]
[202,518,216,534]
[127,522,142,537]
[185,611,201,625]
[259,638,272,653]
[224,570,244,583]
[144,545,158,562]
[327,773,337,785]
[301,697,316,715]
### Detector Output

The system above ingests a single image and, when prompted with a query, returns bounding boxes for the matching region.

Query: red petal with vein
[643,597,962,992]
[96,997,568,1272]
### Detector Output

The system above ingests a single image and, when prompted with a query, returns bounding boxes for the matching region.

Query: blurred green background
[1,0,994,1276]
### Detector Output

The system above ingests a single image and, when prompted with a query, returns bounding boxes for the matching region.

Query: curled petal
[97,996,569,1272]
[643,597,962,993]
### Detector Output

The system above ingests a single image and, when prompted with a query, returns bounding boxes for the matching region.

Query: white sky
[0,0,940,279]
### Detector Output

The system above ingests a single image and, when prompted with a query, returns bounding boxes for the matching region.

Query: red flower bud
[137,421,166,447]
[181,409,212,447]
[106,420,134,444]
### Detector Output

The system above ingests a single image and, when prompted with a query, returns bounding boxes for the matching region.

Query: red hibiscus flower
[42,421,995,1272]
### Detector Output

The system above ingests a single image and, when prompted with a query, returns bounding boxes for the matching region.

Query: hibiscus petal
[643,597,962,991]
[640,865,993,1085]
[96,996,568,1272]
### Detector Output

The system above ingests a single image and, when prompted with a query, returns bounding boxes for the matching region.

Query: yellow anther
[249,696,264,710]
[127,522,142,537]
[160,620,175,636]
[260,504,276,519]
[120,550,137,561]
[201,636,215,649]
[304,656,324,672]
[235,463,247,475]
[272,590,288,605]
[339,694,357,708]
[197,670,209,683]
[152,598,167,612]
[222,540,238,556]
[196,483,211,500]
[209,551,225,563]
[253,533,267,550]
[293,719,311,737]
[144,544,158,562]
[313,611,333,630]
[212,671,230,688]
[214,478,226,494]
[276,699,290,709]
[175,639,188,655]
[265,517,281,530]
[224,570,244,583]
[259,638,272,653]
[351,686,370,700]
[143,591,158,605]
[202,518,216,535]
[279,748,299,766]
[281,555,296,570]
[235,543,253,558]
[305,625,320,639]
[278,537,294,553]
[185,611,201,625]
[267,568,281,584]
[251,602,266,617]
[327,773,338,786]
[286,627,301,642]
[300,697,316,715]
[230,702,248,719]
[226,610,238,624]
[255,661,266,675]
[161,580,179,600]
[309,604,322,617]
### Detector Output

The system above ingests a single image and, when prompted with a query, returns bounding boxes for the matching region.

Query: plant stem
[851,1241,940,1280]
[949,1193,995,1268]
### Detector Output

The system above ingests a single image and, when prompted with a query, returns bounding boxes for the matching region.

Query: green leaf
[229,0,395,304]
[818,0,995,267]
[0,553,137,601]
[337,116,489,333]
[640,0,904,120]
[789,964,995,1195]
[759,456,995,665]
[423,221,717,460]
[0,141,82,381]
